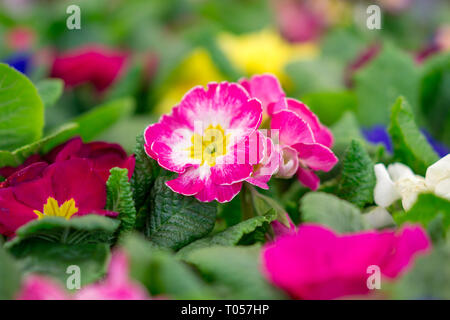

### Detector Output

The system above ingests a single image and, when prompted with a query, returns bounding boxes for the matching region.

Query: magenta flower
[239,74,285,117]
[145,82,264,202]
[0,159,117,237]
[17,250,150,300]
[262,224,431,300]
[241,74,337,190]
[0,137,135,183]
[50,45,128,92]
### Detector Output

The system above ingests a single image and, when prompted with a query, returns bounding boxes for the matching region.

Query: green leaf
[4,216,119,286]
[301,91,357,126]
[0,245,22,299]
[287,58,344,96]
[177,210,276,258]
[9,241,110,287]
[36,78,63,108]
[388,97,439,174]
[330,112,365,158]
[0,63,44,150]
[0,122,79,168]
[250,187,291,229]
[393,193,450,238]
[105,62,143,101]
[146,176,217,250]
[337,140,376,207]
[419,52,450,145]
[106,167,137,235]
[183,245,284,299]
[131,134,160,211]
[4,215,120,249]
[321,28,367,65]
[217,194,242,228]
[73,97,135,141]
[300,192,367,233]
[354,43,420,126]
[392,242,450,299]
[120,233,213,299]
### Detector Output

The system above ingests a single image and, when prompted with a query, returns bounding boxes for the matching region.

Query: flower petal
[276,146,299,178]
[195,180,243,203]
[166,166,208,196]
[286,98,333,148]
[270,110,314,146]
[296,166,320,190]
[425,154,450,187]
[291,142,338,172]
[374,163,401,208]
[239,73,285,114]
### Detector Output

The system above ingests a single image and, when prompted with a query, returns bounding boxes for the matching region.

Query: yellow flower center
[189,124,229,167]
[33,197,79,220]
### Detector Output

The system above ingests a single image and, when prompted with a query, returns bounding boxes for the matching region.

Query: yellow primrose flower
[155,48,225,114]
[218,29,318,85]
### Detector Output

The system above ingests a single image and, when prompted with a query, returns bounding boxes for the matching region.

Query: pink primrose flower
[144,82,264,202]
[262,224,431,300]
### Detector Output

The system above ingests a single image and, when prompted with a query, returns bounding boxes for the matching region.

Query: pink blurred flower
[262,224,431,300]
[50,45,128,92]
[5,27,35,51]
[272,0,325,43]
[144,82,264,202]
[18,251,150,300]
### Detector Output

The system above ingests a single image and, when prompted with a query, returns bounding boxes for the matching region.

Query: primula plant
[0,0,450,302]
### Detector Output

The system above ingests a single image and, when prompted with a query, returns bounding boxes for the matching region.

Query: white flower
[374,154,450,211]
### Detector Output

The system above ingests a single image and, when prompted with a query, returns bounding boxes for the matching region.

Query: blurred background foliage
[0,0,449,153]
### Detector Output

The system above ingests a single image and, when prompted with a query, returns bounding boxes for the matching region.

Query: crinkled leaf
[388,96,439,174]
[106,168,137,236]
[5,215,120,249]
[177,209,276,259]
[146,176,217,250]
[36,78,63,108]
[131,134,160,211]
[300,192,367,233]
[337,140,376,207]
[120,233,213,299]
[182,245,285,299]
[0,63,44,150]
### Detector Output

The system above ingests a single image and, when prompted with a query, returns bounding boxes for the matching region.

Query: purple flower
[362,125,449,158]
[3,52,32,74]
[361,125,393,153]
[421,130,450,158]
